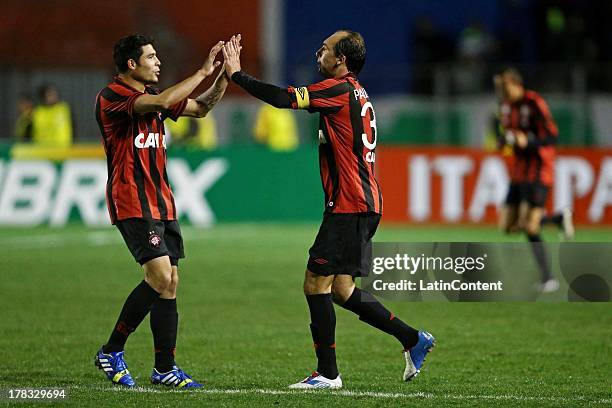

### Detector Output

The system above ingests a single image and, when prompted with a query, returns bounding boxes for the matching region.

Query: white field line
[69,385,611,404]
[0,231,122,248]
[0,226,266,249]
[0,229,221,249]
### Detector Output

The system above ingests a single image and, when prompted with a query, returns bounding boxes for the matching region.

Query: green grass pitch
[1,223,611,407]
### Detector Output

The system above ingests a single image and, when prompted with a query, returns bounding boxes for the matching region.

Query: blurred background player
[165,114,218,150]
[14,93,34,142]
[223,31,434,389]
[31,83,73,147]
[496,67,574,293]
[94,34,229,388]
[253,104,299,151]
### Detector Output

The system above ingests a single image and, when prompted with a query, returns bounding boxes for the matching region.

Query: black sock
[341,287,419,350]
[150,298,178,373]
[527,234,552,282]
[103,280,160,353]
[305,294,338,379]
[540,213,563,227]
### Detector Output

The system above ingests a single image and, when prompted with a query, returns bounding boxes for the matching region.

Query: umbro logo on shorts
[314,258,328,265]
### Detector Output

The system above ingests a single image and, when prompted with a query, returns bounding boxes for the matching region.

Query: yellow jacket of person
[254,105,299,151]
[31,102,73,148]
[166,115,217,150]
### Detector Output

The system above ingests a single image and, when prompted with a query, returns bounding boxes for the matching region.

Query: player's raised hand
[515,130,528,148]
[201,40,225,76]
[232,34,242,54]
[223,34,242,78]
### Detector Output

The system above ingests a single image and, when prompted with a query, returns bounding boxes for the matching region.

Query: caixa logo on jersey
[135,132,166,149]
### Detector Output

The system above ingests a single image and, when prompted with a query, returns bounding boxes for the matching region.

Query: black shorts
[505,182,549,208]
[116,218,185,266]
[307,212,381,277]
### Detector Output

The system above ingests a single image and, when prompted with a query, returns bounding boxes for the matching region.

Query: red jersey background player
[222,32,434,389]
[495,67,574,293]
[94,34,230,388]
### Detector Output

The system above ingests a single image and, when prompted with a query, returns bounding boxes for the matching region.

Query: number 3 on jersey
[361,101,377,163]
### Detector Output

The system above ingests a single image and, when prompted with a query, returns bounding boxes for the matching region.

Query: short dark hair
[501,67,523,85]
[334,30,366,74]
[113,34,155,73]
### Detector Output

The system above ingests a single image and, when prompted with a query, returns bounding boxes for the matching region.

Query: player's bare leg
[303,269,334,295]
[525,207,545,237]
[143,256,174,294]
[500,204,520,234]
[330,274,355,304]
[517,202,531,231]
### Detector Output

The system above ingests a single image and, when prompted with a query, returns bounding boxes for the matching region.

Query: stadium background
[0,1,610,406]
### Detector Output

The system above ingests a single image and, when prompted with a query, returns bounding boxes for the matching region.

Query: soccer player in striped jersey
[223,32,434,389]
[496,68,574,293]
[94,34,234,388]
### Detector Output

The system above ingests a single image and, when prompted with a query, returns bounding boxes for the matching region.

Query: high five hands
[201,40,225,76]
[222,34,242,78]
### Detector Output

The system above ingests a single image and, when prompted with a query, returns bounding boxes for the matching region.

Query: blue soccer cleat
[403,330,436,381]
[151,366,203,388]
[94,348,136,387]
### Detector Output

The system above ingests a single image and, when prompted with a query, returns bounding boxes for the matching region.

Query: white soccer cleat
[403,350,418,381]
[288,371,342,389]
[540,278,560,293]
[403,330,436,381]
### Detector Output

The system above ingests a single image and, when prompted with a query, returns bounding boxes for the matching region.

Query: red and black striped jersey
[287,73,382,214]
[500,89,557,186]
[95,77,187,224]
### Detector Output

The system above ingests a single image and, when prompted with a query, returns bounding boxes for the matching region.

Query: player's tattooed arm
[183,62,229,117]
[196,63,228,115]
[223,34,292,109]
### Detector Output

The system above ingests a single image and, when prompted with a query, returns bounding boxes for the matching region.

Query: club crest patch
[148,231,162,248]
